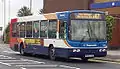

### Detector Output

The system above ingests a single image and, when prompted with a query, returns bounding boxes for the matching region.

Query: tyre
[20,44,26,55]
[49,46,56,60]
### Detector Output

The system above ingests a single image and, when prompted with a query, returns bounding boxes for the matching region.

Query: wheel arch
[48,44,54,48]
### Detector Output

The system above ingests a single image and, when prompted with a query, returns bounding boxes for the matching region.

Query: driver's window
[59,21,66,39]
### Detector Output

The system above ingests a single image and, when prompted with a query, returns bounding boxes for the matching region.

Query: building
[91,0,120,47]
[43,0,120,47]
[91,0,120,15]
[43,0,93,13]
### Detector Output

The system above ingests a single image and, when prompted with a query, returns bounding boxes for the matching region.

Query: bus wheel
[49,46,56,60]
[20,45,25,55]
[81,57,89,62]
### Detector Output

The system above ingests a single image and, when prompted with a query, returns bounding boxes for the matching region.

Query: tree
[17,6,33,17]
[106,15,115,41]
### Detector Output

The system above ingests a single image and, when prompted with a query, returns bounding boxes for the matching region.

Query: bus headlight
[77,49,80,52]
[73,49,77,52]
[99,49,106,52]
[73,49,80,52]
[102,49,106,52]
[99,49,102,52]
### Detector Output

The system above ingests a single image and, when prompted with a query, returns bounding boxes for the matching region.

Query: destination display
[70,13,104,19]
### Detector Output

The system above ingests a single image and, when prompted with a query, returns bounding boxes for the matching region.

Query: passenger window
[20,22,25,37]
[48,20,57,38]
[26,21,32,37]
[59,21,66,39]
[33,21,40,38]
[40,21,48,38]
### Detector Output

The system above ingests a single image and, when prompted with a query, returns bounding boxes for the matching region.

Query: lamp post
[3,0,6,43]
[8,0,11,21]
[30,0,32,12]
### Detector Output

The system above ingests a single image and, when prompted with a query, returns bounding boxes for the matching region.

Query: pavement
[94,50,120,62]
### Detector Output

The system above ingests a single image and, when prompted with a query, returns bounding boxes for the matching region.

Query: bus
[10,10,107,61]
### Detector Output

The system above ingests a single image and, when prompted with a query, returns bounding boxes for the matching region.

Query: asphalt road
[0,40,120,69]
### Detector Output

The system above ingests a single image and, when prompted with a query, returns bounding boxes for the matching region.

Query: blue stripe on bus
[66,39,107,48]
[90,1,120,9]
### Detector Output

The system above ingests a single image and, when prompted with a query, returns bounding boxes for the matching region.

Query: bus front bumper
[69,48,107,58]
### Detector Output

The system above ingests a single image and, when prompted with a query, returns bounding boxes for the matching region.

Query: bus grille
[81,49,98,54]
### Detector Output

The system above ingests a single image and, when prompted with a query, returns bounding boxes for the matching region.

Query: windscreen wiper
[88,23,99,41]
[80,35,86,42]
[87,23,92,41]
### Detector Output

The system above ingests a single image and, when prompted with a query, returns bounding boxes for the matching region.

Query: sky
[0,0,43,35]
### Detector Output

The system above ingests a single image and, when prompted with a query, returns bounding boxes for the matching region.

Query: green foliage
[17,6,33,17]
[106,15,115,41]
[3,24,10,43]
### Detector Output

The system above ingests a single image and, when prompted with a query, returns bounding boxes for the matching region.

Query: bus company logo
[86,44,97,47]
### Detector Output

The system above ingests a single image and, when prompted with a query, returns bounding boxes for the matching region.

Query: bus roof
[11,10,105,23]
[70,10,105,14]
[56,10,105,14]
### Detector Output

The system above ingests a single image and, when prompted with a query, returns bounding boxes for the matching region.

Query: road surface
[0,40,120,69]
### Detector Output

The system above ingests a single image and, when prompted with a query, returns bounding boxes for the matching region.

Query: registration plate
[85,55,94,57]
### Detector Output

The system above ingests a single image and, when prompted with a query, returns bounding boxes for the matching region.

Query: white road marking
[0,55,80,69]
[0,60,26,62]
[9,62,40,65]
[17,64,80,69]
[0,58,16,60]
[16,65,58,68]
[0,55,13,58]
[59,65,80,69]
[0,55,16,59]
[20,58,45,64]
[21,67,26,69]
[3,51,19,54]
[0,59,45,64]
[0,61,11,66]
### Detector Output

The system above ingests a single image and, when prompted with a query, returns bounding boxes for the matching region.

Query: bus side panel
[44,39,70,48]
[33,45,49,55]
[24,45,34,54]
[24,45,49,55]
[23,44,70,58]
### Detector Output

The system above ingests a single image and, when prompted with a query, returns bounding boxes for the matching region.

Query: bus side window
[33,21,39,38]
[59,21,66,39]
[48,20,57,38]
[40,20,48,38]
[20,22,25,37]
[26,21,32,37]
